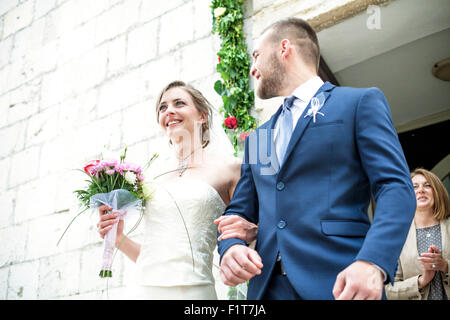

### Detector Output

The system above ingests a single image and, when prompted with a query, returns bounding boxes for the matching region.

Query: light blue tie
[277,95,296,164]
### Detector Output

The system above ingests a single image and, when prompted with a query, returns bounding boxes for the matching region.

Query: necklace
[177,147,201,177]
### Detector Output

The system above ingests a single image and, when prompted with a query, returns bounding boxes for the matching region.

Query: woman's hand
[417,245,445,289]
[97,205,125,247]
[214,215,258,244]
[418,269,435,289]
[418,245,448,273]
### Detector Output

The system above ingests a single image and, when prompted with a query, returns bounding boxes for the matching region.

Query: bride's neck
[172,138,203,163]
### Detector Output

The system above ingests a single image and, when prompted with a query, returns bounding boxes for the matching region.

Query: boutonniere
[304,92,326,123]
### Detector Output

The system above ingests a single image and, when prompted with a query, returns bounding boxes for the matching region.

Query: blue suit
[218,82,416,299]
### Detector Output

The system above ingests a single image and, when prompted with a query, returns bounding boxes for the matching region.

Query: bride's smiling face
[157,87,206,142]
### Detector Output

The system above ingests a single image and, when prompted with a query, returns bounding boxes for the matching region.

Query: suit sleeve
[353,87,416,284]
[217,134,259,259]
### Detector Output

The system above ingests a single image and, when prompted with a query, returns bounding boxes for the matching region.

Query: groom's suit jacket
[218,81,416,299]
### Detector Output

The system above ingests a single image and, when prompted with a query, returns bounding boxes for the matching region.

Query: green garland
[211,0,257,153]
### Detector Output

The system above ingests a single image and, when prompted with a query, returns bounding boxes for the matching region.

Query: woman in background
[385,168,449,300]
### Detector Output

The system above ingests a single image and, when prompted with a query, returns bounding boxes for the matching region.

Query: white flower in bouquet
[142,182,156,201]
[125,171,137,185]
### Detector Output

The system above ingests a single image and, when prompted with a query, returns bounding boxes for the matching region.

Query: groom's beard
[257,52,287,100]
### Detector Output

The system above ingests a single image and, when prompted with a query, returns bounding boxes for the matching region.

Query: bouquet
[58,147,157,278]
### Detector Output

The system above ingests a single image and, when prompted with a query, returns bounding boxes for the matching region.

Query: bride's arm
[115,234,141,263]
[214,159,258,244]
[227,157,242,202]
[98,205,141,263]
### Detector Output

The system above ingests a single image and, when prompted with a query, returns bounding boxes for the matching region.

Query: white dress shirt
[274,76,324,164]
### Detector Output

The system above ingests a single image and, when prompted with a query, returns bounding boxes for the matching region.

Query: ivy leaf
[222,95,230,112]
[220,71,230,81]
[214,80,225,95]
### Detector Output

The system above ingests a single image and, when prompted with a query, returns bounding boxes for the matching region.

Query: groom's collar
[318,80,336,93]
[288,76,324,103]
[269,80,335,127]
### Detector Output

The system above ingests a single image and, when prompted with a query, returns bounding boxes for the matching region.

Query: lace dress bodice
[135,178,226,287]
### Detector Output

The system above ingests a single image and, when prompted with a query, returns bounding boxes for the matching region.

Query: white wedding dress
[128,177,226,299]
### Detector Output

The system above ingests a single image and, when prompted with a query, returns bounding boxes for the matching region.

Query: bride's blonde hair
[155,80,213,148]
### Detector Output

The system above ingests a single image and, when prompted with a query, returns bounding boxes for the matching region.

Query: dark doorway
[319,56,340,86]
[398,119,449,172]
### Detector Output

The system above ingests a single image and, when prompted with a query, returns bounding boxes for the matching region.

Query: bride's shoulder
[205,152,241,165]
[204,152,241,173]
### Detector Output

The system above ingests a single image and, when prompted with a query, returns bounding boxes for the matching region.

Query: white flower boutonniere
[304,92,326,123]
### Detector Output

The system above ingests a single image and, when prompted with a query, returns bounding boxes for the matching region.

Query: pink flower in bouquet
[103,159,118,167]
[84,160,101,176]
[97,161,107,171]
[119,162,141,174]
[113,163,123,174]
[133,165,142,174]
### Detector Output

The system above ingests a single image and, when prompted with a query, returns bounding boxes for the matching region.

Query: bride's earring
[201,122,210,148]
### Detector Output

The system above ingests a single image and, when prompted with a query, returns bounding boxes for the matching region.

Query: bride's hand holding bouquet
[97,205,124,247]
[58,147,157,278]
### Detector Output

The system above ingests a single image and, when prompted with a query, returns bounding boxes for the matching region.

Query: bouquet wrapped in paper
[89,190,141,278]
[59,147,157,278]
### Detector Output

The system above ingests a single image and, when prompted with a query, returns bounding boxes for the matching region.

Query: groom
[217,17,416,299]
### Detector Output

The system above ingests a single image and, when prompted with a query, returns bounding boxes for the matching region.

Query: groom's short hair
[264,17,320,72]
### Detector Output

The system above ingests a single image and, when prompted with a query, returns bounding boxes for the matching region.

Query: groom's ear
[280,39,292,59]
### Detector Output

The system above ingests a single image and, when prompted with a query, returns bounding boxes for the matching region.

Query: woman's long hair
[411,168,450,220]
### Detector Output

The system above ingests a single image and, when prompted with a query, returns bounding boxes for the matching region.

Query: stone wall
[0,0,385,299]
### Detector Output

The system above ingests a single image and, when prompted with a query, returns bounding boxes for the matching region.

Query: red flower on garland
[218,56,221,63]
[224,116,238,129]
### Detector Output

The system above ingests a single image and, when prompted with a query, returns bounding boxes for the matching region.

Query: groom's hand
[220,244,263,287]
[332,260,384,300]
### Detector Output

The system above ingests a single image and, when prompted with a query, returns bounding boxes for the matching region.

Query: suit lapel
[280,81,335,171]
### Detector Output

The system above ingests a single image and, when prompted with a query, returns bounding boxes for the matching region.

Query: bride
[96,80,258,299]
